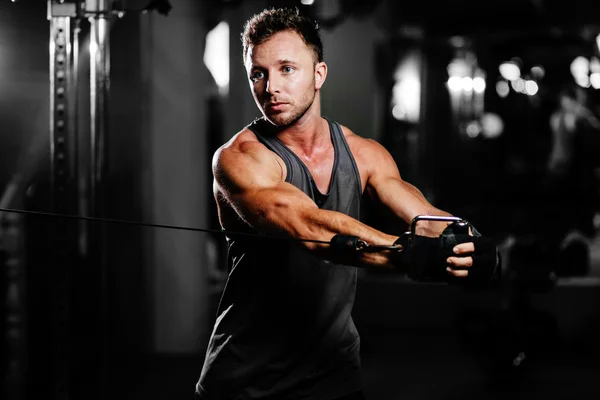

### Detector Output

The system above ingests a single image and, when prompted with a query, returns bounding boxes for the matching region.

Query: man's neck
[277,115,330,158]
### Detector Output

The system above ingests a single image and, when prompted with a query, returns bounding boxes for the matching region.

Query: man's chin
[263,112,292,127]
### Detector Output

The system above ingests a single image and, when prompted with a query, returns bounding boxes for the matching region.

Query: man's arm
[359,138,498,281]
[362,139,452,237]
[213,133,400,269]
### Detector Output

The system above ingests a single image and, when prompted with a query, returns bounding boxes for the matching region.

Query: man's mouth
[266,102,288,111]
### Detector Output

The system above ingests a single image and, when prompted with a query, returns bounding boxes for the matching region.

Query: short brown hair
[241,7,323,65]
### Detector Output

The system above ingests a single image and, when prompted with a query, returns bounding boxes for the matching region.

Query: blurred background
[1,0,600,399]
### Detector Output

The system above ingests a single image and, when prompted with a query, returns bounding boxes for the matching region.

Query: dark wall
[0,1,50,189]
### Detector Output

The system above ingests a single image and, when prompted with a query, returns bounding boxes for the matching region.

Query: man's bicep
[213,144,319,232]
[212,142,280,198]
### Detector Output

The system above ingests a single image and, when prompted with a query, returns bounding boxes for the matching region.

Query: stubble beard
[262,88,316,128]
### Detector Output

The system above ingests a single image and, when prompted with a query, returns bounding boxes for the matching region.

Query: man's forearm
[416,207,454,237]
[248,201,401,269]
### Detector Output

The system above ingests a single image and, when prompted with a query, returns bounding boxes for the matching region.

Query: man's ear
[315,61,327,90]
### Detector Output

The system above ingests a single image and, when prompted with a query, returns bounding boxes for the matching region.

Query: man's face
[245,30,321,127]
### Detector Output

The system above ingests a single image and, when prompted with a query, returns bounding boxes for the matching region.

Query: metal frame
[48,5,75,399]
[47,1,113,398]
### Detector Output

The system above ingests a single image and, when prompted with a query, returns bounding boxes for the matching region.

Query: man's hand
[404,222,500,287]
[446,242,475,278]
[446,235,500,286]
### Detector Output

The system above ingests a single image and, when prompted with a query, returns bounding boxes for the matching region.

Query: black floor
[114,327,600,400]
[111,274,600,400]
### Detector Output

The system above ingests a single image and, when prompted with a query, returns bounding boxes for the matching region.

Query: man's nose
[265,76,281,94]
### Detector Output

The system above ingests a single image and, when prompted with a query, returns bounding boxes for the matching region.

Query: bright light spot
[447,58,470,78]
[461,76,473,92]
[575,74,591,88]
[392,104,407,120]
[466,121,481,138]
[496,80,510,98]
[392,77,420,122]
[499,62,520,81]
[511,78,525,93]
[399,77,420,96]
[392,51,421,123]
[301,0,315,4]
[591,73,600,89]
[570,56,590,79]
[481,113,504,139]
[597,34,600,53]
[204,21,230,93]
[89,39,97,56]
[531,65,545,80]
[525,80,538,95]
[590,57,600,74]
[473,76,486,93]
[447,76,462,92]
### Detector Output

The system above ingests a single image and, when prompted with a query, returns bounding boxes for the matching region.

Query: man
[195,7,499,400]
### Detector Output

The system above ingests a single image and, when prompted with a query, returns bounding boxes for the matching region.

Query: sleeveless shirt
[196,117,364,400]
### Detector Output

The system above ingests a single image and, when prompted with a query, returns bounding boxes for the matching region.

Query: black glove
[400,221,501,287]
[441,224,501,287]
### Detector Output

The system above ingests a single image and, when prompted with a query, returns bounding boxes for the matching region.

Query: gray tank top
[197,117,363,400]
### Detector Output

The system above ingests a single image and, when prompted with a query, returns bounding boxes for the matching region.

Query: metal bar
[48,2,113,399]
[87,3,112,392]
[89,16,110,218]
[84,0,113,13]
[410,215,464,237]
[49,9,73,400]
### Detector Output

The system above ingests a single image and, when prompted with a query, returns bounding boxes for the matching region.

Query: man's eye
[251,71,264,82]
[282,66,294,74]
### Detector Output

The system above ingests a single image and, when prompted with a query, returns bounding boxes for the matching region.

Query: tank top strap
[325,118,363,198]
[247,118,299,184]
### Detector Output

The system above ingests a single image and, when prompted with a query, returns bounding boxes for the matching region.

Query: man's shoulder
[339,124,386,156]
[213,126,286,187]
[213,125,279,172]
[224,117,275,148]
[216,127,261,155]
